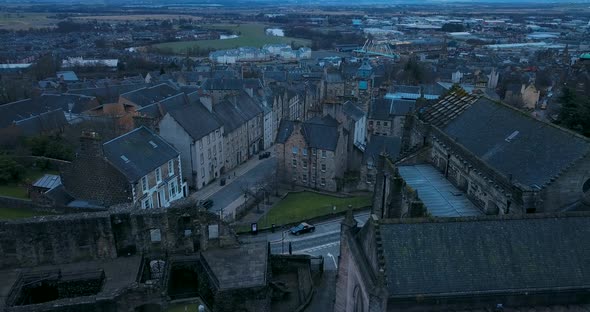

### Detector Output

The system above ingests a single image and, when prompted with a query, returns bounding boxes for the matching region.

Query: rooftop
[201,243,268,290]
[398,165,482,217]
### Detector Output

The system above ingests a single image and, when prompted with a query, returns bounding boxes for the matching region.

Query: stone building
[61,127,187,209]
[214,92,264,171]
[504,83,540,109]
[159,102,225,190]
[341,101,367,171]
[368,98,415,138]
[404,88,590,214]
[276,115,347,192]
[335,157,590,311]
[0,202,276,312]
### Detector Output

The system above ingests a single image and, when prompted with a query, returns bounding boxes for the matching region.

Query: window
[208,148,211,160]
[150,229,161,242]
[292,147,298,154]
[156,168,162,183]
[303,174,307,183]
[200,153,204,165]
[321,178,326,186]
[141,176,148,192]
[312,148,317,156]
[201,168,205,178]
[168,160,174,176]
[369,120,373,126]
[376,121,381,126]
[169,181,176,198]
[216,130,220,138]
[218,144,222,153]
[207,135,210,144]
[321,164,326,172]
[321,150,327,158]
[199,141,203,149]
[303,161,307,169]
[303,148,308,156]
[142,197,151,209]
[312,163,317,169]
[292,159,297,167]
[384,121,389,127]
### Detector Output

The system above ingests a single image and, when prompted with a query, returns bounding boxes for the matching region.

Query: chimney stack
[79,131,103,158]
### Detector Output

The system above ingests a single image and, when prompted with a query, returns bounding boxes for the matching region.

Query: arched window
[353,285,364,312]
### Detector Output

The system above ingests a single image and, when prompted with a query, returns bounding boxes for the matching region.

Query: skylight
[505,130,519,143]
[149,141,158,148]
[120,155,130,163]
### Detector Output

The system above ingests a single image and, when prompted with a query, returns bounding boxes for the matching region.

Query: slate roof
[380,214,590,298]
[201,243,268,290]
[213,92,263,133]
[434,93,590,188]
[201,78,243,90]
[342,101,365,121]
[103,126,179,182]
[119,83,180,107]
[15,109,68,136]
[421,90,590,188]
[68,83,148,104]
[325,72,344,83]
[167,103,222,141]
[362,136,401,165]
[276,120,296,144]
[301,115,340,151]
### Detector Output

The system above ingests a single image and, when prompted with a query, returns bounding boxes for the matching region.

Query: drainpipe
[190,141,195,187]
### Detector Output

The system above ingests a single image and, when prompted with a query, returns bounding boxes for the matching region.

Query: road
[200,156,277,213]
[239,211,370,271]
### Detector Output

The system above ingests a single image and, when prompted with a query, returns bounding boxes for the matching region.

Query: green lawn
[257,191,371,229]
[0,13,59,30]
[152,23,310,54]
[0,207,54,220]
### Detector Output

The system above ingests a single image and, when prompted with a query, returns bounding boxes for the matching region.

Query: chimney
[79,131,103,158]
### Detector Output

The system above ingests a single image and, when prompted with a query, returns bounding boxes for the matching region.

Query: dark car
[290,222,315,235]
[201,199,214,209]
[258,152,271,160]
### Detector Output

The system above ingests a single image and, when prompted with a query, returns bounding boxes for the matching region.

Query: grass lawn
[152,23,310,54]
[0,169,60,199]
[257,191,371,229]
[0,207,54,220]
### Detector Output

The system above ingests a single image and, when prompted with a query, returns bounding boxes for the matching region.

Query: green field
[0,207,54,220]
[256,191,371,229]
[152,23,310,54]
[0,13,59,30]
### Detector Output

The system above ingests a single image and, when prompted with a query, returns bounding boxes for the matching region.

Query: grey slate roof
[342,101,365,121]
[103,126,179,182]
[15,109,68,136]
[120,83,180,107]
[213,92,263,133]
[442,96,590,188]
[167,103,222,141]
[276,120,296,144]
[201,243,268,290]
[201,78,243,90]
[380,214,590,298]
[362,136,401,165]
[301,115,340,151]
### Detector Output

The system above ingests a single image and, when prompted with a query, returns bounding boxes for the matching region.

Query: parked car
[258,152,271,160]
[290,222,315,235]
[201,199,214,209]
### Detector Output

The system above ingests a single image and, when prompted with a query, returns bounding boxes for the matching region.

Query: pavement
[239,211,370,271]
[190,147,277,218]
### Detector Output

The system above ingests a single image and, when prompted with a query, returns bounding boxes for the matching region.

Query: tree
[556,87,590,136]
[30,54,60,80]
[0,156,24,184]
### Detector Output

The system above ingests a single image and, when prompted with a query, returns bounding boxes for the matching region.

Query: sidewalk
[191,146,275,201]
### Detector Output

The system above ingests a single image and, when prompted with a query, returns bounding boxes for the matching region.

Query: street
[208,158,277,212]
[239,211,370,271]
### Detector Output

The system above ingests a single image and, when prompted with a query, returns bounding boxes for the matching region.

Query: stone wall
[0,202,237,269]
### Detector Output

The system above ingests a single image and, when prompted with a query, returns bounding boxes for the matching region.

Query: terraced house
[61,127,187,208]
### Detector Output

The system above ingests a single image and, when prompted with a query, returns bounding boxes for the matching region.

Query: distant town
[0,1,589,312]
